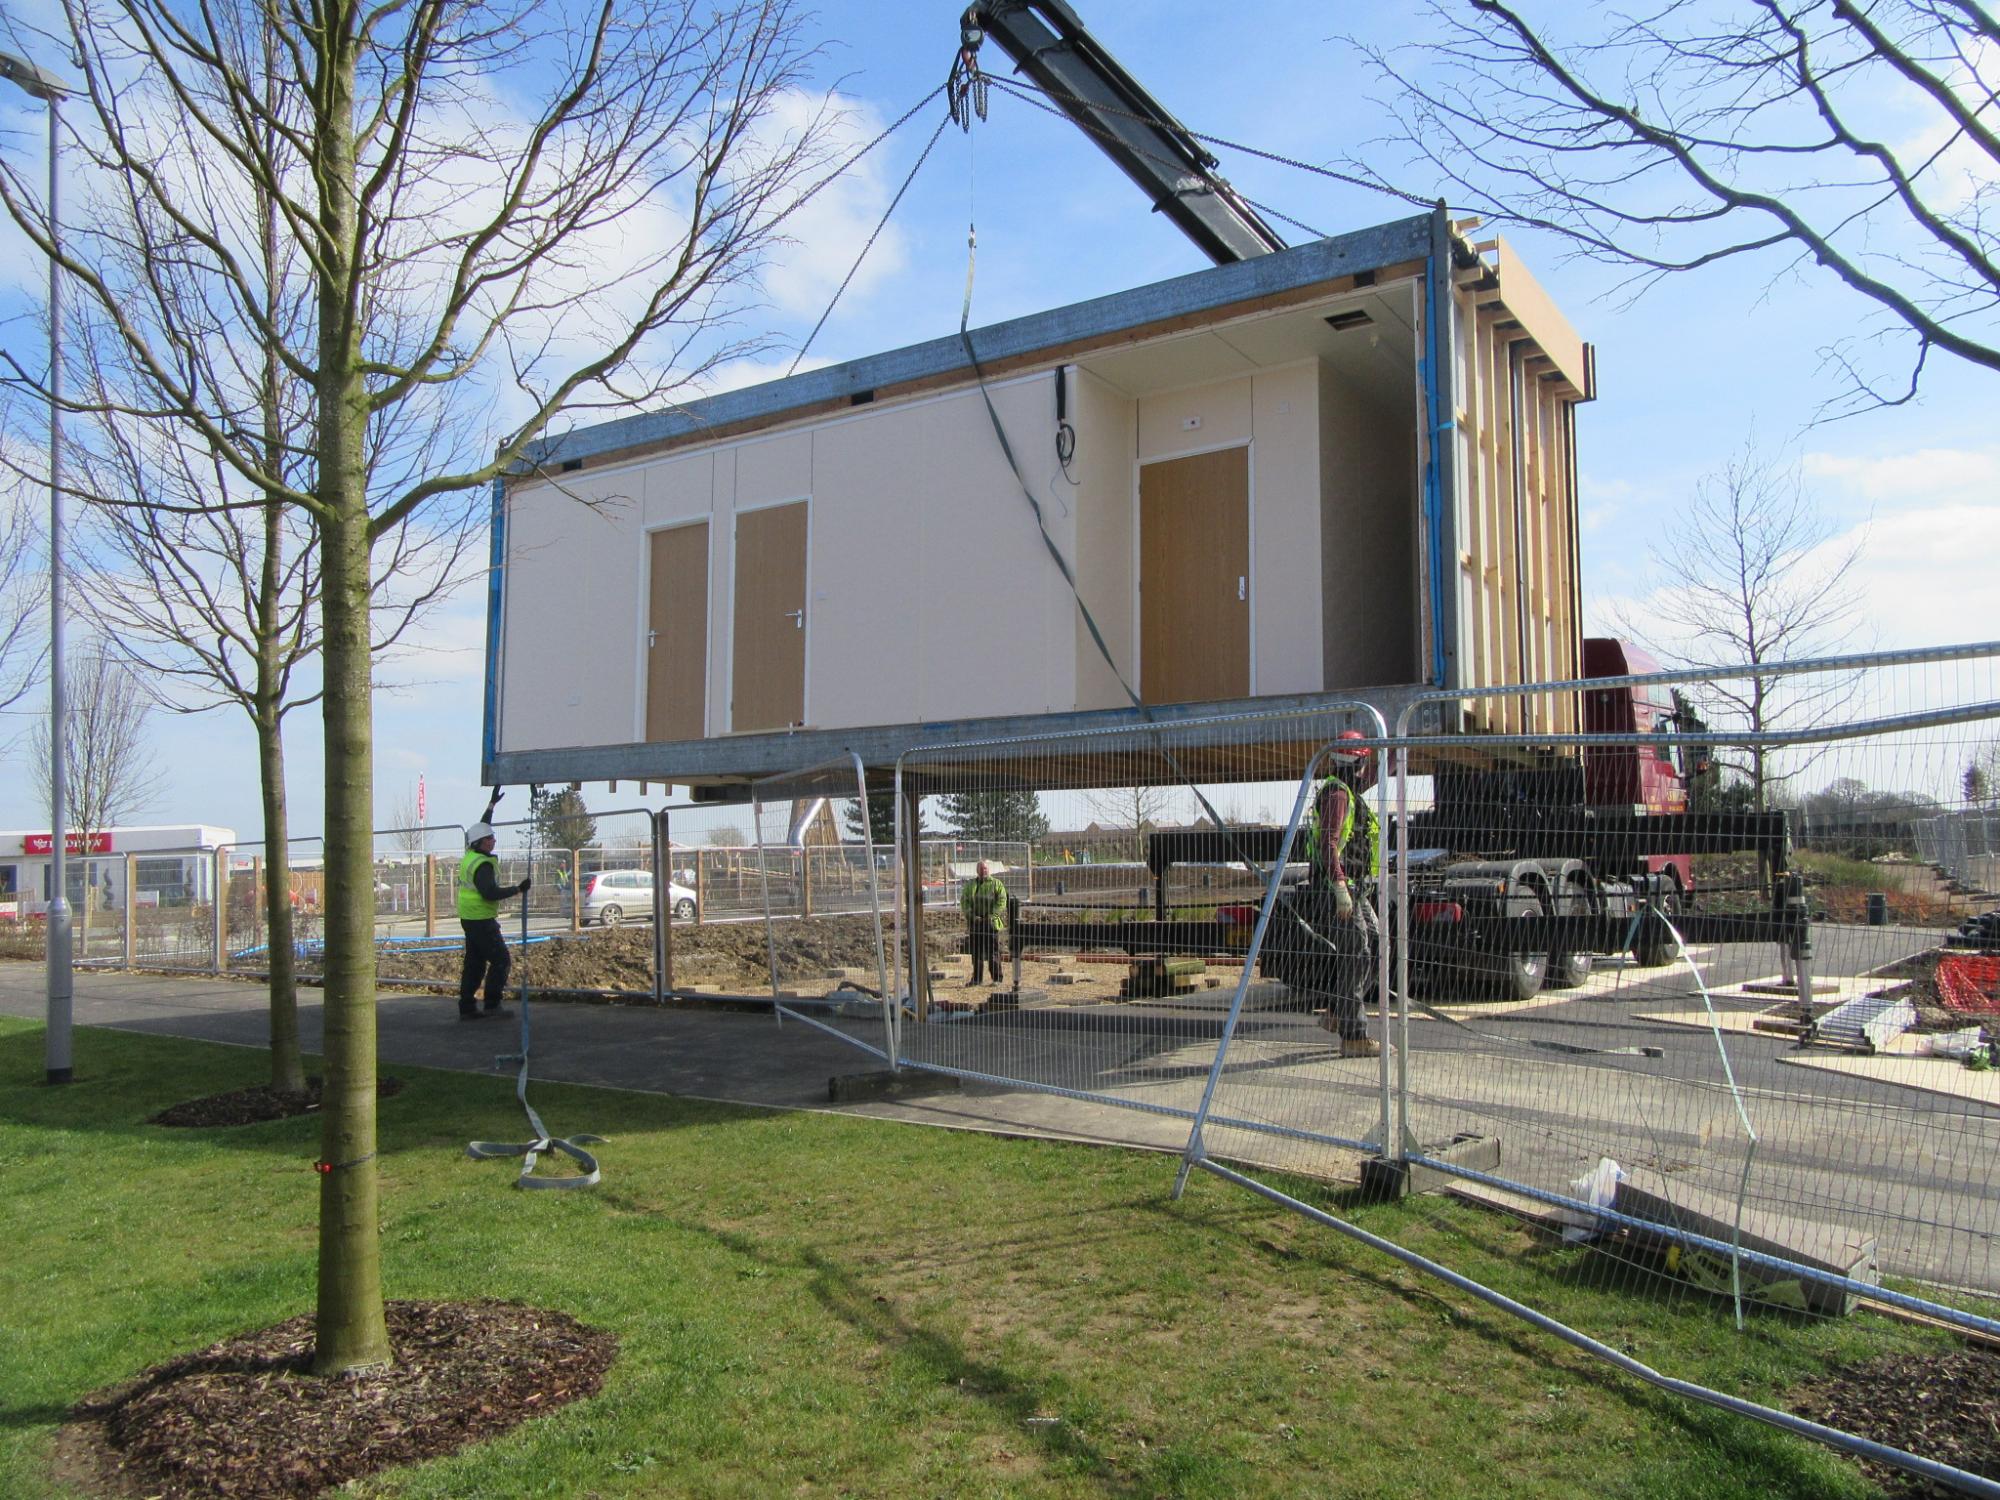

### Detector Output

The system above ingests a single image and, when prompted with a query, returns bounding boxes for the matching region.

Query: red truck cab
[1581,638,1692,891]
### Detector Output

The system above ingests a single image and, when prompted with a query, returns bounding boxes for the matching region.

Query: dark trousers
[1268,885,1377,1039]
[459,918,510,1012]
[967,926,1004,984]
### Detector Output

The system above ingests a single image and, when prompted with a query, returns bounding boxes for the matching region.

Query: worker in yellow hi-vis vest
[1265,731,1382,1058]
[457,791,532,1021]
[959,859,1009,987]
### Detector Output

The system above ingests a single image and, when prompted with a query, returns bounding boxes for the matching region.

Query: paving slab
[1777,1051,2000,1108]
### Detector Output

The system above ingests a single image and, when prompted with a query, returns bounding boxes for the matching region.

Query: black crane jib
[960,0,1290,266]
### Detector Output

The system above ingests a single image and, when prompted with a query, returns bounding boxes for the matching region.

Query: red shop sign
[21,832,114,855]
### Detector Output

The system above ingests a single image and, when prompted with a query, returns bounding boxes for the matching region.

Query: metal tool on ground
[467,790,605,1189]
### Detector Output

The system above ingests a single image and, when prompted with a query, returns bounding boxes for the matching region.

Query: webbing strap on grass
[467,838,605,1190]
[464,1027,606,1190]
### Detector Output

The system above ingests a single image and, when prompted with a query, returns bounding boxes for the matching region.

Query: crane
[955,1,1288,266]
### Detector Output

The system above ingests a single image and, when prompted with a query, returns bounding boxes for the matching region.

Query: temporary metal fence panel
[892,705,1384,1157]
[1915,809,2000,892]
[687,845,801,923]
[1379,641,2000,1319]
[447,806,663,1000]
[1157,643,2000,1497]
[93,843,230,972]
[749,755,893,1060]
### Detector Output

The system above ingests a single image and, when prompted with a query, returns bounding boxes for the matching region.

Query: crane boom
[960,1,1289,265]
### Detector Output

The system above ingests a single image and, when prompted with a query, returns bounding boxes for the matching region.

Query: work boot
[1340,1036,1381,1059]
[483,1005,515,1019]
[458,1009,483,1022]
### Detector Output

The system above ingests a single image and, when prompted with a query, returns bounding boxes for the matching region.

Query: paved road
[6,919,1993,1298]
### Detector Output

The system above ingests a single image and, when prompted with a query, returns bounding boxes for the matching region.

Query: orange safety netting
[1937,955,2000,1015]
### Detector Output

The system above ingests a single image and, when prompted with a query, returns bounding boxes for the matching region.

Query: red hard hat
[1333,729,1369,758]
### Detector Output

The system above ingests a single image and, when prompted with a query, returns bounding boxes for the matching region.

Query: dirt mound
[375,914,936,995]
[60,1300,614,1499]
[1791,1346,2000,1495]
[150,1077,404,1128]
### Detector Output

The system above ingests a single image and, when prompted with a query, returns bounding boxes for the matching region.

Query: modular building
[0,824,236,919]
[486,208,1591,791]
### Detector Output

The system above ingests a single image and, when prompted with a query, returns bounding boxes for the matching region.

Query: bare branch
[1348,0,2000,408]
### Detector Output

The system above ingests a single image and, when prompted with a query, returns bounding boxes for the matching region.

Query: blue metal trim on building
[1422,205,1455,691]
[482,477,505,771]
[521,214,1433,472]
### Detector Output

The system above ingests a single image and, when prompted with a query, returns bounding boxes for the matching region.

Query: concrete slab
[1778,1050,2000,1108]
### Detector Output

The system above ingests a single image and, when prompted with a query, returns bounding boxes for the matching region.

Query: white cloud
[750,90,908,320]
[1803,445,2000,503]
[1587,500,1999,661]
[690,351,836,397]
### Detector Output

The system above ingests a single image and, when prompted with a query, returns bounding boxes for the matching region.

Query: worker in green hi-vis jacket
[959,859,1009,987]
[457,790,532,1021]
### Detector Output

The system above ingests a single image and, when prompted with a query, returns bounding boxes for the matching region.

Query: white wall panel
[807,420,922,729]
[642,449,713,527]
[912,380,1067,723]
[735,431,812,509]
[499,471,642,752]
[1250,364,1323,695]
[1138,376,1252,462]
[1072,369,1138,709]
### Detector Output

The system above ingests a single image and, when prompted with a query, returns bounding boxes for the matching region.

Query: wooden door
[645,521,708,742]
[1140,447,1249,704]
[731,500,808,731]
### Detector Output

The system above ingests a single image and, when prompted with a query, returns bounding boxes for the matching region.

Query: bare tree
[1351,2,2000,413]
[1082,783,1176,861]
[73,399,476,1090]
[0,0,840,1375]
[0,419,47,722]
[382,785,428,855]
[1965,741,2000,807]
[34,646,161,941]
[1613,442,1863,806]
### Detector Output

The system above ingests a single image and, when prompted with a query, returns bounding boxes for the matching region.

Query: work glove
[1332,880,1355,921]
[518,877,533,894]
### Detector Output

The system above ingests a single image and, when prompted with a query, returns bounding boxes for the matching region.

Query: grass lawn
[0,1015,1933,1499]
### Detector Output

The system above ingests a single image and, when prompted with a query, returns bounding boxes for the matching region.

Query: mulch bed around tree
[1790,1347,2000,1496]
[148,1076,404,1128]
[57,1300,616,1499]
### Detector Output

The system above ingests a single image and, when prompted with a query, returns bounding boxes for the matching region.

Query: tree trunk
[260,714,305,1093]
[256,49,303,1096]
[310,30,390,1372]
[312,497,389,1375]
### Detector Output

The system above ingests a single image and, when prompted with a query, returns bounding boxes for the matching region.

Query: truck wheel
[1631,890,1683,968]
[1547,951,1593,989]
[1479,896,1547,1002]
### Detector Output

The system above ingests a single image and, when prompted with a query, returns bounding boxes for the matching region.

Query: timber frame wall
[1451,235,1591,739]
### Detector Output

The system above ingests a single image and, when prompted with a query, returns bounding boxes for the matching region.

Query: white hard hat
[466,822,495,845]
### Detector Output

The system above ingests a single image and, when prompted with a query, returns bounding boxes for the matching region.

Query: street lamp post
[1,50,76,1085]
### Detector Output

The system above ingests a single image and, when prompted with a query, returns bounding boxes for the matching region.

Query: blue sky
[0,0,1993,844]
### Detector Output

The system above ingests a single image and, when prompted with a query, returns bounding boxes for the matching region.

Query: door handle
[1237,576,1246,601]
[647,629,657,648]
[786,609,804,630]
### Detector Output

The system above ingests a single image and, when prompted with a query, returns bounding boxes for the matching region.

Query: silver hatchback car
[581,869,697,926]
